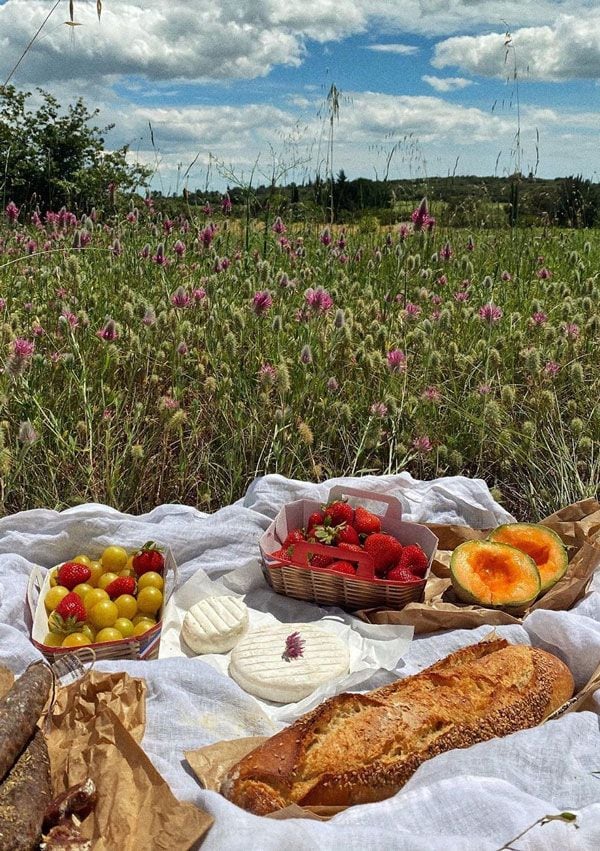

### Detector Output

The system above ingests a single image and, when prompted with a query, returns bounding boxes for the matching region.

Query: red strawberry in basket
[387,565,421,584]
[336,524,360,546]
[364,533,403,577]
[105,576,136,599]
[310,553,335,569]
[338,542,363,555]
[323,499,354,527]
[307,511,325,531]
[330,560,356,576]
[398,544,429,578]
[48,592,86,635]
[353,506,381,536]
[270,546,294,563]
[283,528,306,548]
[132,541,165,576]
[57,561,91,590]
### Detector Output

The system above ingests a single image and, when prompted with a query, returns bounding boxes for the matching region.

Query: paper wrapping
[355,500,600,634]
[0,666,13,698]
[45,669,213,850]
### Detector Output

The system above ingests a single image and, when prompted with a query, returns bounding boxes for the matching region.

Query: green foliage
[0,85,151,210]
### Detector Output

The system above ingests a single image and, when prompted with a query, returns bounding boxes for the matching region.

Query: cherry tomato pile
[42,542,166,648]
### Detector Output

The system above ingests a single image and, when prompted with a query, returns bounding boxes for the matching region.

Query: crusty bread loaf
[222,639,574,814]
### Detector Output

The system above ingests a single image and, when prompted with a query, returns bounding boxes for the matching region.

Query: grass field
[0,200,598,520]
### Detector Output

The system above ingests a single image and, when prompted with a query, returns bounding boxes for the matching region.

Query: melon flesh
[450,540,541,608]
[488,523,568,593]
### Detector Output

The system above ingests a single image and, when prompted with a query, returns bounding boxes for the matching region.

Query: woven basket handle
[327,485,403,526]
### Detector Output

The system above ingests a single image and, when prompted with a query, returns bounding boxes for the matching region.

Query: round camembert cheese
[181,596,249,655]
[229,623,350,704]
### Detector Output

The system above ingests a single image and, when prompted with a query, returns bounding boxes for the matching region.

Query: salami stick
[0,661,53,784]
[0,728,52,851]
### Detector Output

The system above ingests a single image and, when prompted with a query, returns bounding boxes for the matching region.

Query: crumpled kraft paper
[46,669,213,850]
[356,499,600,634]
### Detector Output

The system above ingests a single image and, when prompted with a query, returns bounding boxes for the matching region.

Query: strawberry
[364,533,403,577]
[338,542,363,554]
[353,506,381,535]
[323,499,354,527]
[387,565,421,584]
[307,523,339,545]
[310,553,335,568]
[283,528,305,548]
[105,576,136,599]
[398,544,429,578]
[307,511,325,530]
[132,541,165,576]
[330,560,356,576]
[270,547,293,563]
[48,592,86,635]
[57,561,91,590]
[336,524,360,546]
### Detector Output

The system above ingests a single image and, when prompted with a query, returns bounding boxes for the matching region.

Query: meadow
[0,197,598,520]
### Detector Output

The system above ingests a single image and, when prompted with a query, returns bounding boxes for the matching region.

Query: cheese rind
[229,623,350,704]
[182,596,249,655]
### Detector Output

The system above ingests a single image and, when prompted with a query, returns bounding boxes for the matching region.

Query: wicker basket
[259,485,438,612]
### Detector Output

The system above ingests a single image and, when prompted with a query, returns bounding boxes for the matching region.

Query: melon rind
[487,523,568,594]
[450,540,541,608]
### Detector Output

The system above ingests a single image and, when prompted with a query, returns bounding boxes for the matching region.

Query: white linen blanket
[1,472,599,850]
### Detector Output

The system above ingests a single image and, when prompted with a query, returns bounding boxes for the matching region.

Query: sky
[0,0,599,193]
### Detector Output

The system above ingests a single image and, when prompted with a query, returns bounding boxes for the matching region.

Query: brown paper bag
[46,670,213,850]
[356,499,600,634]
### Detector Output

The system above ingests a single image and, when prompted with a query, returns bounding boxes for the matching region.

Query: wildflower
[326,377,339,393]
[259,363,277,384]
[173,239,186,257]
[0,299,6,310]
[221,193,232,215]
[297,421,314,445]
[563,322,580,340]
[160,396,180,411]
[440,241,453,261]
[142,307,156,326]
[320,228,332,246]
[171,286,191,308]
[398,223,411,240]
[126,210,137,224]
[272,216,286,234]
[466,235,475,251]
[437,274,447,287]
[152,243,168,266]
[431,294,442,305]
[501,270,512,282]
[199,224,216,248]
[422,386,441,402]
[477,384,492,395]
[305,287,333,313]
[18,421,38,445]
[387,349,407,373]
[176,341,188,356]
[32,322,44,337]
[61,309,79,328]
[163,218,174,235]
[300,344,313,365]
[140,243,151,259]
[5,201,19,223]
[532,311,548,326]
[478,303,503,323]
[412,435,433,454]
[411,198,435,232]
[537,267,552,280]
[334,308,345,329]
[544,361,560,377]
[192,288,207,302]
[454,291,469,302]
[97,319,118,341]
[26,239,37,255]
[202,202,212,216]
[370,402,388,418]
[111,238,122,257]
[336,232,347,251]
[252,290,273,316]
[12,338,35,358]
[405,302,422,318]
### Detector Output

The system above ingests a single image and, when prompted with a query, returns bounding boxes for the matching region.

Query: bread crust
[222,639,574,814]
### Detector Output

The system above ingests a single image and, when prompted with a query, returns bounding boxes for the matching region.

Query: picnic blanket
[1,472,600,850]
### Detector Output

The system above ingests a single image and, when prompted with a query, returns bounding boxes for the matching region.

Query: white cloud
[422,75,473,92]
[433,13,600,81]
[367,43,419,55]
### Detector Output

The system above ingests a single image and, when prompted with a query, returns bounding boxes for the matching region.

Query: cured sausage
[0,728,52,851]
[0,661,53,784]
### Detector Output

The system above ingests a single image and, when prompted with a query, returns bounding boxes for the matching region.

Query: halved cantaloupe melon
[487,523,568,594]
[450,540,541,608]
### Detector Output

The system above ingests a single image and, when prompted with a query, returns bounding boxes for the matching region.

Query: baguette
[222,639,574,814]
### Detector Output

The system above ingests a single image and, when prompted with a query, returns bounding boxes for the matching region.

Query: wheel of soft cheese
[229,623,350,704]
[181,596,249,655]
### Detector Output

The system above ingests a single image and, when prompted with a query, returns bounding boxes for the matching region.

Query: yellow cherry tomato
[136,586,163,615]
[118,567,136,578]
[49,569,59,588]
[81,624,96,642]
[73,583,94,600]
[115,594,137,620]
[62,632,90,648]
[132,614,156,626]
[126,555,134,569]
[97,572,119,591]
[44,585,70,612]
[87,561,104,587]
[71,554,92,567]
[114,617,134,638]
[84,588,109,610]
[89,600,119,629]
[132,620,156,637]
[137,572,164,592]
[42,632,64,647]
[95,627,123,643]
[101,546,129,572]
